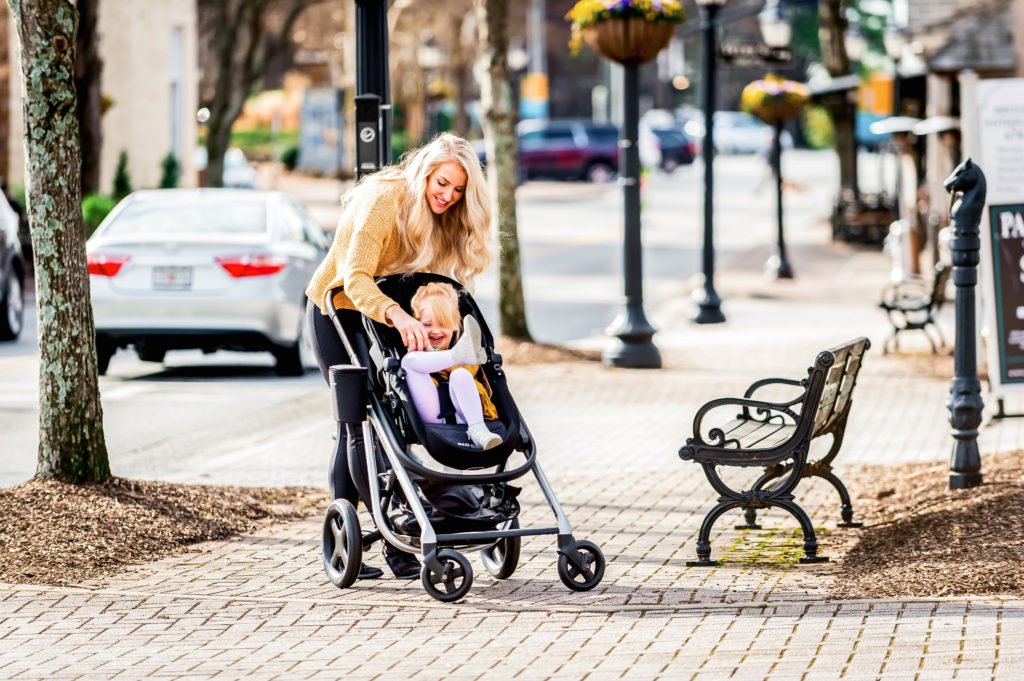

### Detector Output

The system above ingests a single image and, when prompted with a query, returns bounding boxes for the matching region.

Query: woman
[305,133,493,578]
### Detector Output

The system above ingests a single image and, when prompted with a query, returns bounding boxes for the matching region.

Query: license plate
[152,266,192,291]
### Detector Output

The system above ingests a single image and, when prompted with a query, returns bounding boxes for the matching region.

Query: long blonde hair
[341,133,493,287]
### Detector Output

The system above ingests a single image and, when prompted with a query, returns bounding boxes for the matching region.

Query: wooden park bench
[677,337,870,566]
[878,262,950,354]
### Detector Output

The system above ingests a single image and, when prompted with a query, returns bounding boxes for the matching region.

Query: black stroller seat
[363,273,522,469]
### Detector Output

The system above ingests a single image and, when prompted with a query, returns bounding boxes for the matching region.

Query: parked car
[684,111,793,155]
[517,119,619,182]
[0,192,25,341]
[192,146,260,188]
[86,189,328,375]
[648,128,697,171]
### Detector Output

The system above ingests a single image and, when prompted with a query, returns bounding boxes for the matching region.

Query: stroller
[320,273,605,602]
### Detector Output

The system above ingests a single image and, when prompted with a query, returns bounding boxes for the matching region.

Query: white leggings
[401,350,485,426]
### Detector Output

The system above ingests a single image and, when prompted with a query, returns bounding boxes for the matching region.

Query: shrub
[159,152,180,189]
[113,150,132,198]
[82,193,117,237]
[280,145,299,171]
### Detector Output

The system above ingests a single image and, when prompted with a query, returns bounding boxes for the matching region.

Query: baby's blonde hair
[410,282,461,336]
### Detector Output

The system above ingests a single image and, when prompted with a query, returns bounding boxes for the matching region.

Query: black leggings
[306,300,374,505]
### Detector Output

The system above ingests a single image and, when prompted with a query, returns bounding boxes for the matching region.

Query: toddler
[401,282,501,450]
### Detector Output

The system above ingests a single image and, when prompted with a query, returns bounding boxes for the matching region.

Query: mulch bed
[831,450,1024,598]
[495,336,600,365]
[0,477,326,587]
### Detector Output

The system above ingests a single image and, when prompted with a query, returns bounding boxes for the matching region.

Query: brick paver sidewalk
[4,230,1024,679]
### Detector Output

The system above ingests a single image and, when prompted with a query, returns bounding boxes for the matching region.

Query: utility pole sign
[718,40,791,66]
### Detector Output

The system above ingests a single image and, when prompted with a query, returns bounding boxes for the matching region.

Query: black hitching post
[765,119,794,279]
[944,159,986,490]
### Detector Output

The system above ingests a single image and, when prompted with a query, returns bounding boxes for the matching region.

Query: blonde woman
[305,133,493,579]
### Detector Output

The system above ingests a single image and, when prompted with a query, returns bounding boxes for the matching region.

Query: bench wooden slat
[710,417,794,451]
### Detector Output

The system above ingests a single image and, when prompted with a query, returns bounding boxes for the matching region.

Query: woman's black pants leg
[307,300,414,578]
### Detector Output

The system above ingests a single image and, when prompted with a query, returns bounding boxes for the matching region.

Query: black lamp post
[603,58,662,368]
[355,0,391,174]
[693,0,727,324]
[758,0,794,280]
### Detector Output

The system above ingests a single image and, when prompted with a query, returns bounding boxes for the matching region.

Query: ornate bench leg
[821,470,862,528]
[687,502,738,567]
[773,499,829,563]
[736,465,787,529]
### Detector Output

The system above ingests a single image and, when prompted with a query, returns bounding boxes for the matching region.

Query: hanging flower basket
[567,1,686,65]
[582,17,675,65]
[740,75,811,125]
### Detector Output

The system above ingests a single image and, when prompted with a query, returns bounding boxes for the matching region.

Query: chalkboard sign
[977,78,1024,397]
[988,204,1024,384]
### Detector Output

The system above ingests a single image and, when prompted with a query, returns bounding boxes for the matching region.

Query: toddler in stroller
[321,272,605,602]
[402,281,502,451]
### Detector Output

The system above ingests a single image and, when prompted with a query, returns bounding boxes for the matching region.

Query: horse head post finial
[944,158,987,237]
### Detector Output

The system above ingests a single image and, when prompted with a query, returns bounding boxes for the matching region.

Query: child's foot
[450,315,488,366]
[467,421,502,450]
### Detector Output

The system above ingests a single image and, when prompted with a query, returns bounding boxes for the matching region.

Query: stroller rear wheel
[480,518,521,579]
[421,549,473,602]
[322,499,362,589]
[557,539,605,592]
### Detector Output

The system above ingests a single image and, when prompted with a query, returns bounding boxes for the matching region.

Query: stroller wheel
[557,539,605,592]
[480,518,521,580]
[322,499,362,589]
[421,550,473,603]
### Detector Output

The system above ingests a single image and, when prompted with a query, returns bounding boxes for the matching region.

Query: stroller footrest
[435,526,558,544]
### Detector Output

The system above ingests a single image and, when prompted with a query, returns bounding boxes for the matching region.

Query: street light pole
[355,0,391,170]
[603,60,661,368]
[693,0,726,324]
[767,119,794,278]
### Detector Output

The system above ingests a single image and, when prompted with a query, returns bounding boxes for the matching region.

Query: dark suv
[516,119,619,182]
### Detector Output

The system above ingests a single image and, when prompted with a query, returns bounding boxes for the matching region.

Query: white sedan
[87,189,328,375]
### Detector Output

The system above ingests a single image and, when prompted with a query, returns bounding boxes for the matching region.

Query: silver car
[0,191,25,341]
[87,189,328,375]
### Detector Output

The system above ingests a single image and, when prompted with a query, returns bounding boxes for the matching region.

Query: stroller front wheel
[322,499,362,589]
[557,539,605,592]
[421,550,473,602]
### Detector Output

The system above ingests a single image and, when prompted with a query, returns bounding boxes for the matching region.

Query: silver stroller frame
[321,284,605,602]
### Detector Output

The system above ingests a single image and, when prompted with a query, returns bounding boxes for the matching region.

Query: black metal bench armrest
[684,395,800,448]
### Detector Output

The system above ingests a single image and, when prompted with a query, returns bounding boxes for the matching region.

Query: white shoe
[467,422,502,450]
[449,315,488,366]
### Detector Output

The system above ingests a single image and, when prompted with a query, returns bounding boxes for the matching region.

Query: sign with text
[718,41,791,65]
[987,204,1024,384]
[978,79,1024,394]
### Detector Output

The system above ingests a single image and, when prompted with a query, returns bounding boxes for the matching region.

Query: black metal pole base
[764,254,794,280]
[692,287,725,324]
[949,471,983,490]
[603,338,661,369]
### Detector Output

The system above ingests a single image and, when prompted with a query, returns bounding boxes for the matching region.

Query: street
[1,150,885,488]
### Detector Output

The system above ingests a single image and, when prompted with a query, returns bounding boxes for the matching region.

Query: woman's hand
[386,304,429,352]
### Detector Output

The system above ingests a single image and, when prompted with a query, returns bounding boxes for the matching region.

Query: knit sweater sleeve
[342,184,401,324]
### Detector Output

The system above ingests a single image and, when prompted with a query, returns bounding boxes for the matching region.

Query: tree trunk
[818,0,858,196]
[10,0,110,482]
[74,0,102,196]
[475,0,531,341]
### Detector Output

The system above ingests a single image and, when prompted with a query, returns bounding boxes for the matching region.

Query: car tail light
[216,254,288,277]
[87,254,130,277]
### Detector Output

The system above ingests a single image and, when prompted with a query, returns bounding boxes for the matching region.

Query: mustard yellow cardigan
[306,180,408,323]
